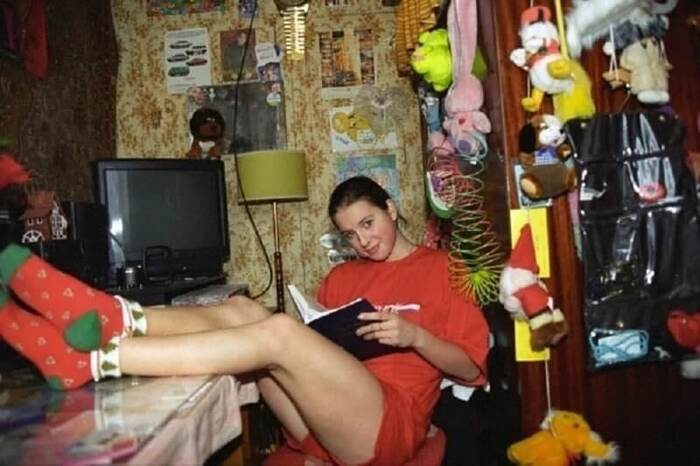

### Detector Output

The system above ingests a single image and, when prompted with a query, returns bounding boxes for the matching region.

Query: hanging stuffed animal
[517,114,577,200]
[510,6,573,113]
[499,224,568,351]
[508,410,619,466]
[410,29,452,92]
[602,10,673,104]
[565,0,678,58]
[443,0,491,160]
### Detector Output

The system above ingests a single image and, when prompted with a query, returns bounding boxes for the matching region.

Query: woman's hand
[355,311,421,348]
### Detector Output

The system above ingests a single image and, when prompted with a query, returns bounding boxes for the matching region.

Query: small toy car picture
[187,47,207,56]
[167,53,188,62]
[168,66,190,77]
[170,39,192,49]
[187,57,208,66]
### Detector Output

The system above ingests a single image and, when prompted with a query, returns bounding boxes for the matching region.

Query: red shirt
[317,246,490,434]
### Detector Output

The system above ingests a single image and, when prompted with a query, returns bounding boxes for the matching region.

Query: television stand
[107,275,227,305]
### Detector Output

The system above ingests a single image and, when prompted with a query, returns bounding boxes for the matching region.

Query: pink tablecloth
[126,376,259,465]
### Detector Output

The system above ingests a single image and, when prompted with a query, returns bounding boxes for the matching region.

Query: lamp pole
[272,201,285,313]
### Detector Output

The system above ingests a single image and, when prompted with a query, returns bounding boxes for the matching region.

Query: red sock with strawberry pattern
[0,290,123,390]
[0,244,147,351]
[0,294,93,390]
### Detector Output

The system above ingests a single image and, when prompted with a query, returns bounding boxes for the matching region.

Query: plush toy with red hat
[499,224,568,351]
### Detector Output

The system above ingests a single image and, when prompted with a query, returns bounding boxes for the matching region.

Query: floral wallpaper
[112,0,426,310]
[0,0,117,201]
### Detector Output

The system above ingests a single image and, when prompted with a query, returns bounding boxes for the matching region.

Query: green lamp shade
[237,150,308,203]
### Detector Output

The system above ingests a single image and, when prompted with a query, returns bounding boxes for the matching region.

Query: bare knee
[210,295,272,327]
[257,313,305,362]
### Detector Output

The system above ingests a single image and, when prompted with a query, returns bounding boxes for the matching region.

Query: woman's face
[333,199,398,261]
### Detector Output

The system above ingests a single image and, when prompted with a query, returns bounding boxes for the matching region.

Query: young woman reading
[0,176,489,466]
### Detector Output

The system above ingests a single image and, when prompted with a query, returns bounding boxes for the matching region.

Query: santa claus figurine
[499,224,568,351]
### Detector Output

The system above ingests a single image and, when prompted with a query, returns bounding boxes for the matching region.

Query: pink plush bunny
[443,0,491,159]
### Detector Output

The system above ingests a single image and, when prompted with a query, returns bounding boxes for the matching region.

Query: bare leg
[143,296,270,335]
[120,313,384,465]
[143,297,328,448]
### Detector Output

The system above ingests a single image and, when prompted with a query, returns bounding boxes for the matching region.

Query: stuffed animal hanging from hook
[443,0,491,160]
[510,6,573,113]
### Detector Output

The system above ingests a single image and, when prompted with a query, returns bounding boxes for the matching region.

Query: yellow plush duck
[508,410,619,466]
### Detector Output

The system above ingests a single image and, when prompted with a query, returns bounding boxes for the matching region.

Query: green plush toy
[410,29,452,92]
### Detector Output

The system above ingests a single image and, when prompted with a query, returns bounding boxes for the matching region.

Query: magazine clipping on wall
[148,0,225,16]
[164,28,212,94]
[319,28,375,100]
[220,28,258,83]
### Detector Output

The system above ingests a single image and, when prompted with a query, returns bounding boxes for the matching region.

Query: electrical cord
[229,4,275,301]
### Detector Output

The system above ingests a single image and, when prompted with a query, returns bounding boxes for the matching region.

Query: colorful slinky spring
[444,156,504,306]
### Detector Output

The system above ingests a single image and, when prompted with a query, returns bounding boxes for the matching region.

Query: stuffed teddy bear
[508,410,619,466]
[510,6,573,113]
[602,12,672,104]
[186,107,226,159]
[518,114,577,200]
[499,224,568,351]
[410,29,452,93]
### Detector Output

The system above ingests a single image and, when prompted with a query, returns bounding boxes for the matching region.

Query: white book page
[287,284,328,324]
[287,284,365,324]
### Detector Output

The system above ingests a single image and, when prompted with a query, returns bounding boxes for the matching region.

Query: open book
[288,285,400,361]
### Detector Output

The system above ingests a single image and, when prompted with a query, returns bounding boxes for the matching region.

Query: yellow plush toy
[508,410,619,466]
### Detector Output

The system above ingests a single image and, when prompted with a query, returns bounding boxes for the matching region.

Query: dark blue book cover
[306,298,402,361]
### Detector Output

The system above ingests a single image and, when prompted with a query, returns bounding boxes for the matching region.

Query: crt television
[91,158,230,285]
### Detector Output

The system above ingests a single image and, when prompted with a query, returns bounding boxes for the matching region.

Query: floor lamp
[236,150,308,313]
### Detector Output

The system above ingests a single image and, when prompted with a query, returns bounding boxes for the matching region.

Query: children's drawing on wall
[335,153,400,205]
[148,0,224,16]
[186,82,286,155]
[319,29,376,99]
[165,28,212,94]
[239,0,258,17]
[330,106,398,152]
[220,29,257,83]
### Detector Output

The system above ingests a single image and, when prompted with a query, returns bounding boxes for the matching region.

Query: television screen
[91,159,230,285]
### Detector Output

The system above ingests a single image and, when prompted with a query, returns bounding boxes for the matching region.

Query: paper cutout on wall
[330,106,398,152]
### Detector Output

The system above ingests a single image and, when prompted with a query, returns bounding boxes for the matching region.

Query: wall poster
[148,0,224,16]
[335,153,399,205]
[186,82,286,154]
[319,28,376,99]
